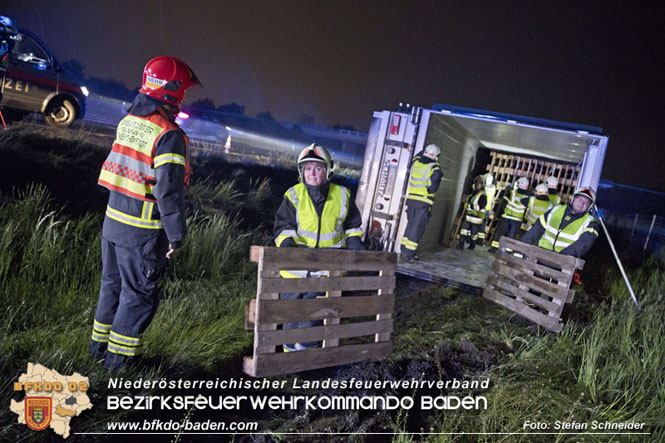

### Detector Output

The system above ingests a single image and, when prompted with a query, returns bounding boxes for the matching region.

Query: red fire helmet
[139,56,201,106]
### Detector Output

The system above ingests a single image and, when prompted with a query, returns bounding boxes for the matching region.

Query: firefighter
[483,173,497,214]
[89,56,200,371]
[521,187,599,258]
[274,144,363,351]
[457,175,487,250]
[400,144,443,261]
[0,16,18,103]
[545,176,561,206]
[489,177,530,252]
[521,183,553,232]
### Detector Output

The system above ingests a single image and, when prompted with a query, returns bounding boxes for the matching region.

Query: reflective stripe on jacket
[525,196,553,226]
[502,188,527,221]
[465,191,486,224]
[285,182,357,249]
[538,205,598,252]
[484,186,497,212]
[98,113,190,202]
[277,182,360,278]
[407,159,440,205]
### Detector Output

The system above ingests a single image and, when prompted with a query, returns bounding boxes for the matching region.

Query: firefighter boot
[468,240,476,250]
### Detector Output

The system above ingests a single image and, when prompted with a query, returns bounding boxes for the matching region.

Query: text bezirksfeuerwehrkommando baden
[106,376,490,412]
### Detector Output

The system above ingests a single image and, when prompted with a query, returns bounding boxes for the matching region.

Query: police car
[1,16,87,128]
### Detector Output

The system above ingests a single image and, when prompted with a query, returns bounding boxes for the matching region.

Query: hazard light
[177,111,190,119]
[390,115,401,135]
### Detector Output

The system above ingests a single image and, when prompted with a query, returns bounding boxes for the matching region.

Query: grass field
[1,125,663,442]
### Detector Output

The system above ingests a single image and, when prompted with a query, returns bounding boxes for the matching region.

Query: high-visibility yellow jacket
[465,191,487,225]
[537,205,598,252]
[524,196,553,227]
[274,182,363,278]
[407,156,442,205]
[502,188,528,221]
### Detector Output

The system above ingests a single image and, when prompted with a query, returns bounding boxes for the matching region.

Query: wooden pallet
[243,246,396,377]
[484,152,581,246]
[483,237,584,331]
[448,152,581,247]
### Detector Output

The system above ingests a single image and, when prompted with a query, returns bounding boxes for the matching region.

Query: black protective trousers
[89,234,169,371]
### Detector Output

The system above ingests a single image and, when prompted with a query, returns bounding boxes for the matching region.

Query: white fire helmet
[535,183,549,196]
[515,177,530,192]
[573,187,596,205]
[423,144,441,160]
[484,173,496,188]
[297,143,333,181]
[545,176,558,190]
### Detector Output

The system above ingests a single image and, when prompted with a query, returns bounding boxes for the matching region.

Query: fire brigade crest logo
[10,363,92,439]
[25,397,52,431]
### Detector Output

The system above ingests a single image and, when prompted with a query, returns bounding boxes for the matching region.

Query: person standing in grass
[89,57,200,371]
[274,144,364,352]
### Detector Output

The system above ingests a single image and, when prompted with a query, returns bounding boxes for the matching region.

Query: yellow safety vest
[407,160,439,205]
[502,188,527,221]
[465,191,486,225]
[548,193,561,206]
[524,196,553,226]
[278,183,362,278]
[537,205,598,252]
[484,185,497,212]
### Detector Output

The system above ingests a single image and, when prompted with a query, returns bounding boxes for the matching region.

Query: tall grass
[0,182,263,442]
[424,255,665,441]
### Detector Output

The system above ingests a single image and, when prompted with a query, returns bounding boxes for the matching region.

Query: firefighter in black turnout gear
[457,175,488,250]
[89,56,200,371]
[400,144,443,261]
[274,144,364,352]
[0,16,18,105]
[521,187,600,258]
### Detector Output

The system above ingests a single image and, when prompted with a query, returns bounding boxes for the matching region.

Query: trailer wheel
[44,98,76,128]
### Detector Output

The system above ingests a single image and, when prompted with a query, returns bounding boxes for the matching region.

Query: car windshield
[12,33,50,69]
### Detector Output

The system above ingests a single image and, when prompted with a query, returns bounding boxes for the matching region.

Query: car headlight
[80,86,89,97]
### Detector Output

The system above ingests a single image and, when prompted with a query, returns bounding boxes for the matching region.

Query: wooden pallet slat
[259,275,395,293]
[256,319,394,348]
[258,294,395,323]
[244,342,392,378]
[483,237,584,331]
[244,246,397,377]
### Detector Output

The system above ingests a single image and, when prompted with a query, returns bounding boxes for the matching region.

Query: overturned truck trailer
[355,104,608,287]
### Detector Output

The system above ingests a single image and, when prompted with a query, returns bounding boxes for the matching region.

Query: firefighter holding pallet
[400,144,443,261]
[89,57,200,371]
[521,187,599,258]
[457,175,488,250]
[274,144,364,352]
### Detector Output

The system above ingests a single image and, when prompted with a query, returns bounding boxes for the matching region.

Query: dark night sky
[4,1,664,192]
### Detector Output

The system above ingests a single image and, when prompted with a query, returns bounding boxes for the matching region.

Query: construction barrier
[483,237,584,331]
[243,246,396,377]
